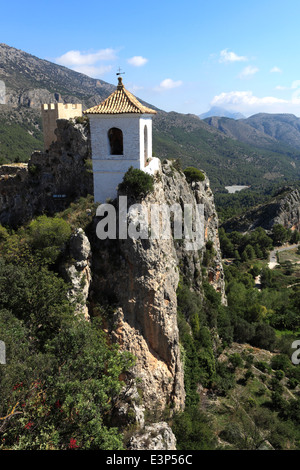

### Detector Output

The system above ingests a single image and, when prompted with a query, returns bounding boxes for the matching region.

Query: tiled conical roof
[84,77,157,115]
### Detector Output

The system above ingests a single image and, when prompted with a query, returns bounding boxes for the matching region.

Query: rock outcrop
[161,160,226,303]
[60,228,92,320]
[89,159,226,428]
[223,186,300,233]
[128,422,177,450]
[0,119,92,227]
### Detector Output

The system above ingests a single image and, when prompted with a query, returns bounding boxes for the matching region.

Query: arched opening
[108,127,123,155]
[144,125,148,166]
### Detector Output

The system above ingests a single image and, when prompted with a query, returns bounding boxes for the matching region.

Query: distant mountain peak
[199,106,245,120]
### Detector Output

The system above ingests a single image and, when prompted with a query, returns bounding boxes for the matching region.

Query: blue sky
[2,0,300,116]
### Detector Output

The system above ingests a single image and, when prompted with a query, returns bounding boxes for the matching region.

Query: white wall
[89,113,154,203]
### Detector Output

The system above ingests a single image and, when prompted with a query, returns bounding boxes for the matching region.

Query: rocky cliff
[223,186,300,233]
[87,159,226,436]
[0,118,92,227]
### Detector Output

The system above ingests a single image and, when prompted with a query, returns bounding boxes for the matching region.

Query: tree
[172,407,216,450]
[183,167,205,183]
[26,215,71,264]
[244,244,256,260]
[118,166,154,199]
[272,224,288,246]
[290,230,300,244]
[260,267,274,289]
[0,261,74,348]
[251,323,276,351]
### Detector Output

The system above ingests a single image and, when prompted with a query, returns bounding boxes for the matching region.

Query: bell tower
[84,76,157,203]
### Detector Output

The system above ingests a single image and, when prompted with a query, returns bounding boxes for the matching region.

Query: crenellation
[41,102,82,150]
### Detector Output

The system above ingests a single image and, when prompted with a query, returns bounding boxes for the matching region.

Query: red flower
[13,382,24,390]
[24,421,34,429]
[68,438,79,450]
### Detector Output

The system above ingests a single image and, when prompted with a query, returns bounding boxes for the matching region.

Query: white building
[84,76,158,203]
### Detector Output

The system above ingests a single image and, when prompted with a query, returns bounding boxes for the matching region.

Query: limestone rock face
[90,160,226,419]
[223,187,300,233]
[128,422,177,450]
[60,228,92,320]
[161,160,226,303]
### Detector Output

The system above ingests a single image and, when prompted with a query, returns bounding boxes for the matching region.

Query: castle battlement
[41,102,82,150]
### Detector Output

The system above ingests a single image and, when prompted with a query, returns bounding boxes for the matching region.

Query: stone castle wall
[41,103,82,150]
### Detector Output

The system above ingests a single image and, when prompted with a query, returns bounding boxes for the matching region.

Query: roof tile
[84,77,157,115]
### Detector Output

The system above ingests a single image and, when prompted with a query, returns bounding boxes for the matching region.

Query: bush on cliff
[183,167,205,184]
[118,166,154,199]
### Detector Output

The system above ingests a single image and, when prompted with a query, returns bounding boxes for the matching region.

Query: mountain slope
[0,105,43,163]
[153,111,300,190]
[222,185,300,232]
[246,113,300,150]
[204,113,300,155]
[0,43,115,109]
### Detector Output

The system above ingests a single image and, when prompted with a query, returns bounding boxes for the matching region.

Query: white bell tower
[84,76,157,203]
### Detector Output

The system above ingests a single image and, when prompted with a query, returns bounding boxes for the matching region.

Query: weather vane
[116,67,125,76]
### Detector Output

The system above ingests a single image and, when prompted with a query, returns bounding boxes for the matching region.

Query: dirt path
[268,243,299,269]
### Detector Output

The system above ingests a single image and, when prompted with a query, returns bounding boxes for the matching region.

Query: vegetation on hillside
[153,112,300,192]
[0,211,134,450]
[0,107,43,164]
[172,219,300,450]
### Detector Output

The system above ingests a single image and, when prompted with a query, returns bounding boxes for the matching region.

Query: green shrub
[183,167,205,183]
[172,407,217,450]
[228,353,243,370]
[26,215,72,264]
[118,166,154,199]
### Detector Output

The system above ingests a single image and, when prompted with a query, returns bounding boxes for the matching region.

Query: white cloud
[127,56,148,67]
[275,80,300,92]
[270,66,282,73]
[238,66,259,79]
[56,49,117,66]
[212,90,287,107]
[155,78,183,91]
[54,49,117,77]
[211,82,300,116]
[219,49,248,63]
[69,64,113,77]
[128,84,144,94]
[291,80,300,90]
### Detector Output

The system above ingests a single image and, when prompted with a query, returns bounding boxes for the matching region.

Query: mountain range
[204,113,300,154]
[0,43,300,191]
[199,106,245,120]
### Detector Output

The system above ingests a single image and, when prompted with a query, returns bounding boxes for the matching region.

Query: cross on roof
[116,67,125,76]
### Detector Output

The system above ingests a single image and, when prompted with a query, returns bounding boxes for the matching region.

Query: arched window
[144,125,148,165]
[108,127,123,155]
